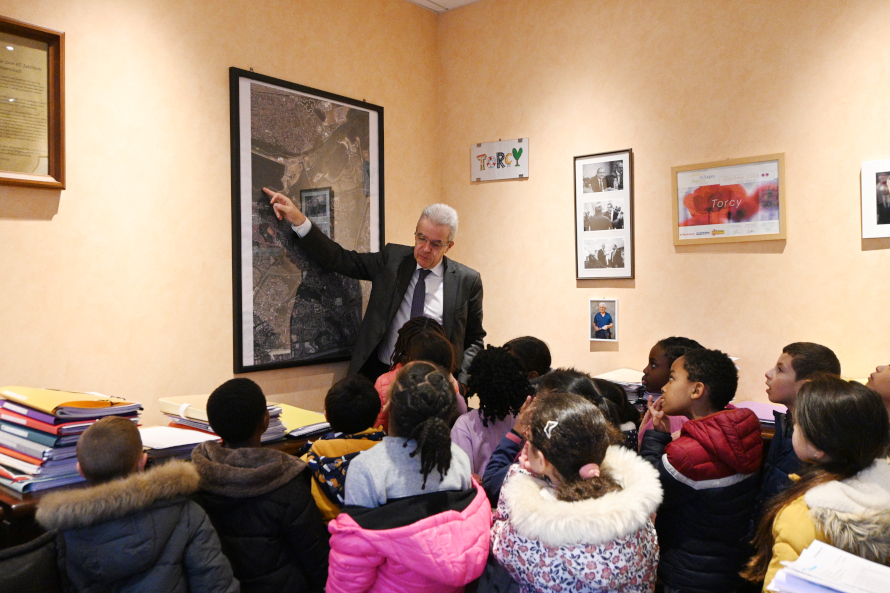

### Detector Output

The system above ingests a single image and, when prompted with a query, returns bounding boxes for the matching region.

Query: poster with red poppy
[574,149,633,279]
[861,158,890,238]
[672,153,786,245]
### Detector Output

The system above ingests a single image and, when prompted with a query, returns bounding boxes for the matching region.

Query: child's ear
[137,452,148,472]
[76,462,84,478]
[262,409,270,432]
[689,381,706,400]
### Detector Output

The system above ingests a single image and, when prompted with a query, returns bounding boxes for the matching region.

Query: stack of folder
[0,386,142,493]
[158,394,289,443]
[159,394,331,442]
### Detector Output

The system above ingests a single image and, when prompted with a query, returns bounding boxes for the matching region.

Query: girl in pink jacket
[327,361,491,593]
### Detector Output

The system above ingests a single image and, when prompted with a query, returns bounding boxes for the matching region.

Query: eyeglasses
[414,232,449,249]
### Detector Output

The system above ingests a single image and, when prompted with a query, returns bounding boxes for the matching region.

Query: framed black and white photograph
[575,149,633,279]
[590,299,618,342]
[230,68,384,373]
[862,158,890,238]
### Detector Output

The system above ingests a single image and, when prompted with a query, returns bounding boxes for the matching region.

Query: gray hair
[599,302,607,308]
[419,203,459,242]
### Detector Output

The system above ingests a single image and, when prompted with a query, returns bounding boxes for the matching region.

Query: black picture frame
[574,149,633,279]
[229,67,384,373]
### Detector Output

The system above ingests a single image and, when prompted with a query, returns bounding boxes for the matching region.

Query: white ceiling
[404,0,485,14]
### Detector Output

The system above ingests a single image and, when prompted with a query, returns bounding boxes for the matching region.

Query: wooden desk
[0,435,311,550]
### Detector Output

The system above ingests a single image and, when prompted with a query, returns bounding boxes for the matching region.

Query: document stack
[767,540,889,593]
[139,425,219,463]
[0,386,142,493]
[158,394,288,443]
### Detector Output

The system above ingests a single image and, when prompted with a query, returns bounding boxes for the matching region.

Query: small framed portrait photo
[590,299,618,342]
[862,158,890,238]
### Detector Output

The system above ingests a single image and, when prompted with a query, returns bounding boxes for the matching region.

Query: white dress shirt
[292,219,445,366]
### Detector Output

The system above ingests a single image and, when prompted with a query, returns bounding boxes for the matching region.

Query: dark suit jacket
[297,225,485,382]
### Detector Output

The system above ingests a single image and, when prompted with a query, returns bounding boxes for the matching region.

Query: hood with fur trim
[36,460,199,531]
[502,444,663,548]
[807,458,890,565]
[191,440,306,498]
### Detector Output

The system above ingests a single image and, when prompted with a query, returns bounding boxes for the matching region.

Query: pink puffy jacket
[326,482,491,593]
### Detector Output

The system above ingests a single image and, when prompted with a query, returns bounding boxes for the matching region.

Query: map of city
[248,83,373,366]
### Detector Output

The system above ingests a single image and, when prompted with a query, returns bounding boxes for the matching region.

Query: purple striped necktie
[410,269,432,318]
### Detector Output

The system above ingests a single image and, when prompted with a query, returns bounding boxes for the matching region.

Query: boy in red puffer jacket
[640,348,762,593]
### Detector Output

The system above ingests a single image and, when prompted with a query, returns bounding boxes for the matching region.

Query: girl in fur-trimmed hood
[743,376,890,591]
[490,392,662,593]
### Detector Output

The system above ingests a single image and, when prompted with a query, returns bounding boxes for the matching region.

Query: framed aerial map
[229,68,384,373]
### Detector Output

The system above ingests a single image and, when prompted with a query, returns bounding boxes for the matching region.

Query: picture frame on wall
[0,15,65,189]
[590,299,618,342]
[574,149,633,279]
[861,158,890,238]
[229,67,384,373]
[672,153,786,245]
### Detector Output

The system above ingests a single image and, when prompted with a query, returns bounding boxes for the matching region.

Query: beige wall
[2,0,889,428]
[437,0,890,402]
[0,0,438,425]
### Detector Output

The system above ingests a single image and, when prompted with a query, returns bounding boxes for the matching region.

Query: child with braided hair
[489,392,662,592]
[327,361,491,593]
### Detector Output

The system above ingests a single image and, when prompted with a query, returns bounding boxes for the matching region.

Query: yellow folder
[1,386,141,418]
[277,404,327,433]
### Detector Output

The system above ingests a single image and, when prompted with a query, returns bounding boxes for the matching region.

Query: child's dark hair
[743,376,890,581]
[390,317,447,367]
[782,342,841,380]
[681,348,738,410]
[656,336,704,363]
[537,368,624,439]
[406,331,456,374]
[528,392,622,502]
[503,336,552,378]
[592,378,641,427]
[467,345,534,427]
[325,375,381,434]
[389,361,458,488]
[207,378,267,444]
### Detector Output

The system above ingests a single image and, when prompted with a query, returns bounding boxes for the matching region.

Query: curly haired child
[452,345,534,475]
[638,336,703,446]
[640,348,762,593]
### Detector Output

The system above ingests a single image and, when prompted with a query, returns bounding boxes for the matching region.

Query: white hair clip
[543,420,558,438]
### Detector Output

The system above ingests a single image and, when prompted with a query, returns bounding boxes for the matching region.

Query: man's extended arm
[265,187,384,281]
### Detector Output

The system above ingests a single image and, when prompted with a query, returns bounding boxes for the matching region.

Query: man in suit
[596,244,607,268]
[608,244,624,268]
[590,167,608,192]
[265,188,485,383]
